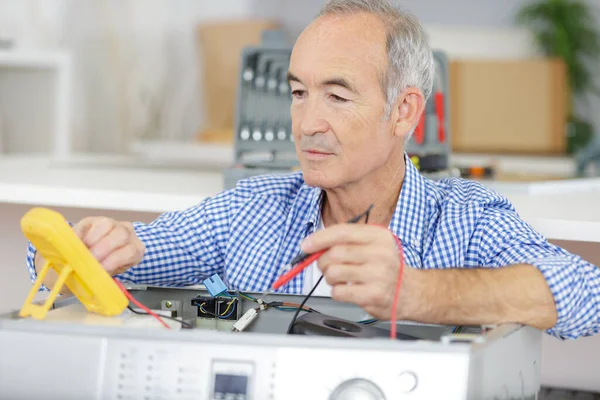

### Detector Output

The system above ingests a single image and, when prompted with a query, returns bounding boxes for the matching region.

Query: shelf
[0,50,72,157]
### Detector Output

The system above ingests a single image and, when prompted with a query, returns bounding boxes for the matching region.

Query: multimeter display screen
[213,373,249,398]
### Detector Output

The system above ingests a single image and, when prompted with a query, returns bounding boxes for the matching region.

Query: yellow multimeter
[19,207,128,320]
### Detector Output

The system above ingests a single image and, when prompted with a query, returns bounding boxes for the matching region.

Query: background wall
[262,0,600,148]
[0,0,259,153]
[265,0,537,35]
[0,0,597,154]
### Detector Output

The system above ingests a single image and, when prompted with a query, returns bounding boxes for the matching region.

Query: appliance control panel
[99,338,468,400]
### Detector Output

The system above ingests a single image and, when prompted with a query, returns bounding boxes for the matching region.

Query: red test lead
[271,250,326,291]
[270,204,374,292]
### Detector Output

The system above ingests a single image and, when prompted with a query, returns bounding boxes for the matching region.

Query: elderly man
[27,0,599,340]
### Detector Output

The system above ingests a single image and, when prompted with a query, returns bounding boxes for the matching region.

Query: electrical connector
[232,308,258,332]
[257,298,268,311]
[203,274,227,297]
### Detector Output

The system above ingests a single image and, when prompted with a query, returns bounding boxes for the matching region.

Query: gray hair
[318,0,434,120]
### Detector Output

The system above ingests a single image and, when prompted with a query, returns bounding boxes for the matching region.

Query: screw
[165,301,172,308]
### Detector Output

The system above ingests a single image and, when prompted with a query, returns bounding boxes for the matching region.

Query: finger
[318,244,382,268]
[89,225,130,262]
[121,222,135,235]
[302,224,390,253]
[82,218,117,247]
[72,218,94,240]
[100,244,141,275]
[322,263,372,286]
[331,283,373,308]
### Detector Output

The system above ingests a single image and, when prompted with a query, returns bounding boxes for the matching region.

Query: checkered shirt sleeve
[474,205,600,339]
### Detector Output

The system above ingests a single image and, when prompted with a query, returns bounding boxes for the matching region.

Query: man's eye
[330,94,348,102]
[292,90,306,99]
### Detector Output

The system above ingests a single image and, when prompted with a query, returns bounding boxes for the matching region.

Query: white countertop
[0,154,598,242]
[507,191,600,243]
[0,155,223,213]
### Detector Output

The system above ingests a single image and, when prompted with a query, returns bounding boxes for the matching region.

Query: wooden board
[449,59,568,154]
[195,19,280,144]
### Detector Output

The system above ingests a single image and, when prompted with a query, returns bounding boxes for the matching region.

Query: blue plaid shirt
[26,156,600,339]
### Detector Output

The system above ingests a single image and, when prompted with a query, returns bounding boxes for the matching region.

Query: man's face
[288,13,400,189]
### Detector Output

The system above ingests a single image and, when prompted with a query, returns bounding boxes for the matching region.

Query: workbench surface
[0,154,597,242]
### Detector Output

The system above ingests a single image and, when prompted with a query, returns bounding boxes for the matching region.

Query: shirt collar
[303,182,324,232]
[298,153,428,250]
[388,154,427,251]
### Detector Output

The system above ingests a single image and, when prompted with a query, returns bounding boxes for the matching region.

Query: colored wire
[113,278,170,329]
[220,299,237,317]
[286,275,324,334]
[280,301,320,313]
[196,298,237,319]
[358,318,379,325]
[237,291,369,323]
[127,306,194,329]
[219,302,237,319]
[198,303,216,316]
[390,234,405,340]
[237,292,258,302]
[238,292,319,313]
[274,305,317,313]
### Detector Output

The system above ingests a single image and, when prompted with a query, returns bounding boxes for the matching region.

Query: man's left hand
[301,224,422,320]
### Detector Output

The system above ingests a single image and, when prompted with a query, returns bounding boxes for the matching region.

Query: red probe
[271,250,326,290]
[271,205,374,291]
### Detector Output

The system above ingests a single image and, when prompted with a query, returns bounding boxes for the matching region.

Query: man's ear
[392,88,426,139]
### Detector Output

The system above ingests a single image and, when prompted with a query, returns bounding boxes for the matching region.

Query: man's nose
[299,98,329,136]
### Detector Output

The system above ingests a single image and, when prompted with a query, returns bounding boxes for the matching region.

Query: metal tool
[239,54,258,142]
[265,60,289,143]
[433,57,446,144]
[407,51,451,174]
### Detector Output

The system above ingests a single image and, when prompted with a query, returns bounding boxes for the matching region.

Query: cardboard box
[449,59,568,154]
[195,20,280,144]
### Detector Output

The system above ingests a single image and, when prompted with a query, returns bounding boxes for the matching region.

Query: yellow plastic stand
[19,207,128,320]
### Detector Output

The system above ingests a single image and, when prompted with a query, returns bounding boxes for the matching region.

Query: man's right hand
[72,217,146,275]
[35,217,145,291]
